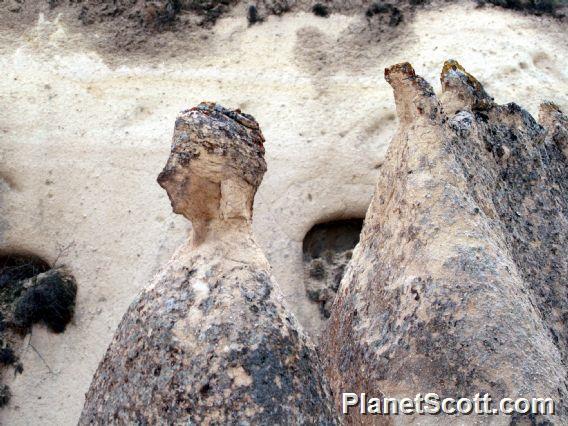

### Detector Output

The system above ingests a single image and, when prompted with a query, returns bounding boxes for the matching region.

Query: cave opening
[0,253,51,289]
[302,219,363,319]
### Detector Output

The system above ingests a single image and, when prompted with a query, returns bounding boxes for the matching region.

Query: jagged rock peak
[440,59,494,112]
[383,62,439,125]
[323,62,567,423]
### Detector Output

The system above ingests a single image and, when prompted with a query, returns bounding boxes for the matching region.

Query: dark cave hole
[0,254,51,289]
[302,219,364,319]
[302,219,363,261]
[0,252,77,333]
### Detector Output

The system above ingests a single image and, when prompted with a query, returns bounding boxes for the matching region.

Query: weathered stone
[80,103,337,424]
[322,61,568,423]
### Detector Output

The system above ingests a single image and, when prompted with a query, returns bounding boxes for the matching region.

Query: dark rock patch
[312,3,330,17]
[0,254,77,409]
[0,385,10,407]
[247,4,263,24]
[365,2,403,26]
[13,268,77,334]
[477,0,565,16]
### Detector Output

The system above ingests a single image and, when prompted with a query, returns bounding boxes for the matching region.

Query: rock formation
[79,103,337,424]
[0,256,77,407]
[323,61,568,423]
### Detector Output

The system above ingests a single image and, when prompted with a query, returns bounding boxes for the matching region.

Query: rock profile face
[322,62,568,423]
[80,103,337,424]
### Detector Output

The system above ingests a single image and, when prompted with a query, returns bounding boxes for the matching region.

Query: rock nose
[156,168,173,188]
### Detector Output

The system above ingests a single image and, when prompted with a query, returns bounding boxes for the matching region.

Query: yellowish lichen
[384,62,415,83]
[441,59,484,93]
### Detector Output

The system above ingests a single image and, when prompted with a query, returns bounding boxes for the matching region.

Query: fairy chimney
[80,103,337,424]
[322,62,568,424]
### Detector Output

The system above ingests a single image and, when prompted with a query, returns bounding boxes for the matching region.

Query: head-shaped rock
[157,103,266,226]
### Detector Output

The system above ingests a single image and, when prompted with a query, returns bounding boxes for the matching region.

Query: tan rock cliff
[323,61,568,424]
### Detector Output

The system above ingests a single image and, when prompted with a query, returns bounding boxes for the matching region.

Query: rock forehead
[176,102,265,152]
[161,102,267,188]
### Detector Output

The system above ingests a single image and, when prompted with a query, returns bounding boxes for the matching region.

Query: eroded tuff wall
[0,3,567,425]
[322,61,568,423]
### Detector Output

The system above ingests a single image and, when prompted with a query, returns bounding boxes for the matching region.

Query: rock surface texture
[79,103,337,424]
[323,61,568,424]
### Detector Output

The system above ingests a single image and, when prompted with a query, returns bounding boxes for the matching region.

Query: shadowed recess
[0,254,51,288]
[302,219,363,319]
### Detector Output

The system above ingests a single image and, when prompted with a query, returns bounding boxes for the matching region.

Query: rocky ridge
[322,60,568,423]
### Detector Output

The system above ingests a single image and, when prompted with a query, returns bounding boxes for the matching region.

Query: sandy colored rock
[0,4,567,424]
[322,61,568,423]
[79,103,337,424]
